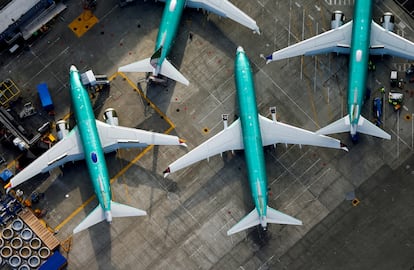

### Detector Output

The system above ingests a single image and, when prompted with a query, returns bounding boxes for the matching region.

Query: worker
[368,60,376,71]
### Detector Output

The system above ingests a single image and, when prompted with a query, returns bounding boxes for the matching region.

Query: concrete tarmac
[0,0,414,269]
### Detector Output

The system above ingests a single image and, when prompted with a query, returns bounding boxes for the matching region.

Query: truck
[388,92,403,111]
[390,70,398,87]
[372,97,382,126]
[36,83,54,112]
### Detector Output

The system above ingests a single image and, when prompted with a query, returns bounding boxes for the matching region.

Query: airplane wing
[164,119,244,176]
[185,0,260,33]
[265,21,353,63]
[95,120,186,153]
[370,21,414,60]
[258,115,347,150]
[7,127,84,189]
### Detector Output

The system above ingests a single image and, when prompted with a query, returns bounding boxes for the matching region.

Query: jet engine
[331,11,345,29]
[380,12,394,32]
[56,120,70,140]
[103,108,119,126]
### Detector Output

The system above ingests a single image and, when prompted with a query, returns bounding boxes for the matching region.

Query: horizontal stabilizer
[316,115,351,135]
[118,58,189,86]
[227,208,260,235]
[111,201,147,218]
[73,201,147,234]
[356,115,391,140]
[118,58,154,73]
[266,206,303,225]
[317,115,391,140]
[227,207,302,235]
[159,59,189,86]
[73,205,105,234]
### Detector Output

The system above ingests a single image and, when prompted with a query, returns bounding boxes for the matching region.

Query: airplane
[265,0,414,141]
[118,0,260,86]
[4,65,187,234]
[163,47,348,235]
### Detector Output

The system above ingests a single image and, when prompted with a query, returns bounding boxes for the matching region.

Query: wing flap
[8,127,84,189]
[259,115,346,150]
[370,21,414,60]
[266,21,353,62]
[96,120,186,153]
[164,119,244,176]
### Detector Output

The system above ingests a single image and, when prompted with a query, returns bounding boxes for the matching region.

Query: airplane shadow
[161,150,252,237]
[115,4,243,115]
[88,221,114,269]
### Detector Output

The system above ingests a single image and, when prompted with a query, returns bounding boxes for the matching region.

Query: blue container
[37,83,54,111]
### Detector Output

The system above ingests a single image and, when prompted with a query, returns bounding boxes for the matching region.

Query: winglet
[163,167,170,178]
[179,138,187,147]
[340,143,349,152]
[4,182,11,193]
[265,54,273,64]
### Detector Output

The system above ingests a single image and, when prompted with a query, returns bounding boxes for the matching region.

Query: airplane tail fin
[73,201,147,234]
[118,47,189,86]
[227,207,302,235]
[316,114,391,140]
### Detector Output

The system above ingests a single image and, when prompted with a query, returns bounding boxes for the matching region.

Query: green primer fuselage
[347,0,373,128]
[70,68,111,213]
[155,0,186,66]
[235,49,268,219]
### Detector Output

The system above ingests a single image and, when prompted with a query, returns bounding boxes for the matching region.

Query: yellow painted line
[6,154,22,170]
[68,10,99,38]
[117,72,176,129]
[54,72,176,232]
[54,194,96,231]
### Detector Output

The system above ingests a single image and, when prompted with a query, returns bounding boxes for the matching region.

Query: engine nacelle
[380,12,394,32]
[56,120,69,141]
[331,11,345,29]
[103,108,119,126]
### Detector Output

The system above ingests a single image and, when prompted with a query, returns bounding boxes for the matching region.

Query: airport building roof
[0,0,42,34]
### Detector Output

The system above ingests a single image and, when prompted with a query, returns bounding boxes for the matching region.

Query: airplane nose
[70,65,77,72]
[237,46,244,53]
